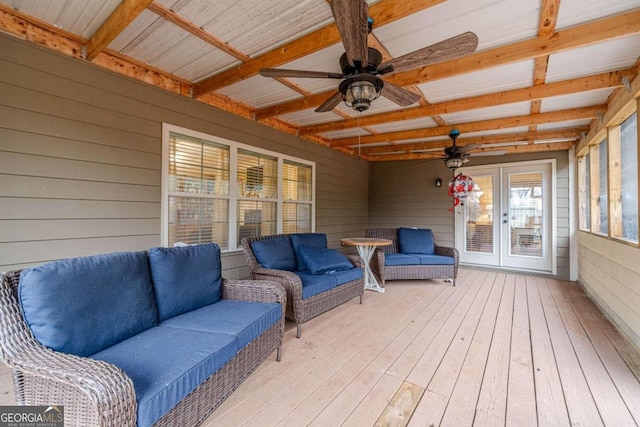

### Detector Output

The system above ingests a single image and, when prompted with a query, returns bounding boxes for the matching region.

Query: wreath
[448,174,474,211]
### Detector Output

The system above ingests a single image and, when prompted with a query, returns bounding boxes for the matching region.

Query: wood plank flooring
[1,268,639,426]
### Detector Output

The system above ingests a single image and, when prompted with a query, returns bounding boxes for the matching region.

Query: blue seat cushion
[251,236,297,271]
[398,228,435,255]
[296,270,338,299]
[90,326,237,427]
[148,243,222,322]
[297,245,353,275]
[384,253,421,266]
[414,254,456,265]
[326,267,364,286]
[160,300,281,348]
[290,233,327,270]
[19,251,157,357]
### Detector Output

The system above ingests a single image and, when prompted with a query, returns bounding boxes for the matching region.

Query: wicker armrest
[222,279,286,304]
[434,244,459,259]
[346,254,364,269]
[250,267,303,303]
[7,345,136,426]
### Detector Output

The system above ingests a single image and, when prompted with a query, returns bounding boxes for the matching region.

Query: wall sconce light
[435,178,443,187]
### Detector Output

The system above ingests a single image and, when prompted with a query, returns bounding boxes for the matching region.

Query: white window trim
[161,123,316,251]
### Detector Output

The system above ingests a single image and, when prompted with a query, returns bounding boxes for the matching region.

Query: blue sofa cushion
[148,243,222,322]
[298,246,353,275]
[414,254,455,265]
[326,267,364,286]
[384,253,422,266]
[161,300,281,348]
[90,326,237,427]
[251,236,297,271]
[398,228,435,255]
[19,251,157,357]
[290,233,327,270]
[296,271,338,299]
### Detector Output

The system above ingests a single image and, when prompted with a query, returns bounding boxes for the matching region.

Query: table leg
[356,244,385,293]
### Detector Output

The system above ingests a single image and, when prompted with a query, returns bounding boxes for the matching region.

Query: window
[609,112,638,242]
[162,124,315,250]
[589,139,608,235]
[578,154,590,230]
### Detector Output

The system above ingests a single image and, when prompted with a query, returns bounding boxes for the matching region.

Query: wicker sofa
[0,243,285,427]
[242,233,364,338]
[365,227,459,286]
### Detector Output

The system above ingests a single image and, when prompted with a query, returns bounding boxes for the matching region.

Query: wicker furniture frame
[0,269,286,427]
[242,234,365,338]
[365,228,459,287]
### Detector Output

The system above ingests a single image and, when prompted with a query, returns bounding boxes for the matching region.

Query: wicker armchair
[242,234,365,338]
[0,269,285,427]
[365,228,459,286]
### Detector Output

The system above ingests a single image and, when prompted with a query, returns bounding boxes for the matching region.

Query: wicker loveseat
[365,227,459,286]
[242,233,364,338]
[0,243,285,427]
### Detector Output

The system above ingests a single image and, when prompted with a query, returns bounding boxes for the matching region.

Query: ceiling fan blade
[315,91,343,113]
[381,82,421,107]
[456,143,481,154]
[381,32,479,74]
[259,68,343,79]
[330,0,368,67]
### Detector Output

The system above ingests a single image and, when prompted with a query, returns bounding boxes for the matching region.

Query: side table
[340,237,392,293]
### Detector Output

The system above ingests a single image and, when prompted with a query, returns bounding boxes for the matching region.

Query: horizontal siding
[370,151,571,278]
[578,232,640,349]
[0,33,369,275]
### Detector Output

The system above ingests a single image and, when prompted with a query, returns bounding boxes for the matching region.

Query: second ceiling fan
[259,0,479,113]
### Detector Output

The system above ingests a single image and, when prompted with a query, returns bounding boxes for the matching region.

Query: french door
[455,161,555,274]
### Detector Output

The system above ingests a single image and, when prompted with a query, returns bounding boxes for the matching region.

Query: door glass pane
[509,173,543,257]
[465,176,494,253]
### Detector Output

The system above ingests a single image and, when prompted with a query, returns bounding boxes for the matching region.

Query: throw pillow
[251,236,297,271]
[290,233,327,270]
[398,227,435,255]
[298,245,353,275]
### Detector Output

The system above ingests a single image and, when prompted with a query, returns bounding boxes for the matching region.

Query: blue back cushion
[250,236,297,271]
[298,246,353,275]
[19,251,157,357]
[290,233,327,270]
[398,227,435,255]
[148,243,222,322]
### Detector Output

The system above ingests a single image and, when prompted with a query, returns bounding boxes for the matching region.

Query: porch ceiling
[1,0,639,161]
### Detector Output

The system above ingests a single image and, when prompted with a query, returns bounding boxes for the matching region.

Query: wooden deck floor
[2,268,640,426]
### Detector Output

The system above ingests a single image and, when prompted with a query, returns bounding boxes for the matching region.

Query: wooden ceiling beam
[85,0,155,61]
[297,69,634,134]
[257,9,640,118]
[192,0,445,97]
[147,2,249,61]
[359,128,587,154]
[330,105,605,147]
[366,141,575,161]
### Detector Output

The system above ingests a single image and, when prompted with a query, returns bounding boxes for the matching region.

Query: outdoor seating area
[1,0,640,425]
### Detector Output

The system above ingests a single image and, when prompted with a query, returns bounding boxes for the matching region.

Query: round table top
[340,237,392,246]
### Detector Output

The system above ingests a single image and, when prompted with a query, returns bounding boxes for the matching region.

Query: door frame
[455,159,557,275]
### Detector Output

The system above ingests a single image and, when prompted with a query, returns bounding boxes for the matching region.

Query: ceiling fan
[442,129,508,170]
[259,0,479,113]
[442,129,479,170]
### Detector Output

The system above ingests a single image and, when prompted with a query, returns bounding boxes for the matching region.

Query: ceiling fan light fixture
[339,75,382,112]
[444,156,465,170]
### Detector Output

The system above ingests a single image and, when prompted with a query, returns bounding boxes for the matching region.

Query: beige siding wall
[0,34,369,278]
[369,150,571,279]
[578,233,640,349]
